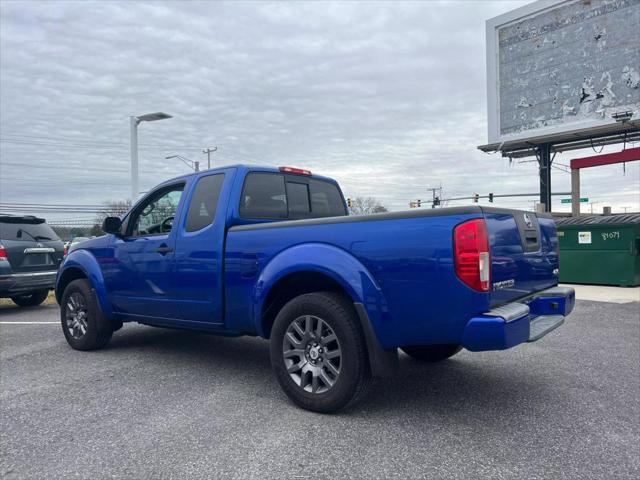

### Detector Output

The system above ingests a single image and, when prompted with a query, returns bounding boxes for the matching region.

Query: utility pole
[203,147,217,170]
[427,186,442,209]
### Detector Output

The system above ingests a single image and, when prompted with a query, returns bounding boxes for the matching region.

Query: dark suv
[0,215,65,307]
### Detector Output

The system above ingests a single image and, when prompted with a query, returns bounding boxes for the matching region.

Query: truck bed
[224,205,559,349]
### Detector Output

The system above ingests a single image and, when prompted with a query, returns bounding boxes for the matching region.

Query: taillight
[454,218,490,292]
[63,245,68,257]
[0,243,7,260]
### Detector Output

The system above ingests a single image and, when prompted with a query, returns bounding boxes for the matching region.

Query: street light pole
[130,116,139,202]
[166,155,199,172]
[130,112,172,201]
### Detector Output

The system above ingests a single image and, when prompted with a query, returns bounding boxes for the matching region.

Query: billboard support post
[538,143,552,213]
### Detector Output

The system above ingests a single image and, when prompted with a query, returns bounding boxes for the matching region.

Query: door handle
[155,245,173,255]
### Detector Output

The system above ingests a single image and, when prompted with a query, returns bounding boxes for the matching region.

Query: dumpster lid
[555,214,640,226]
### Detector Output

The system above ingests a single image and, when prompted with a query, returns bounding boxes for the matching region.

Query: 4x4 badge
[523,213,533,229]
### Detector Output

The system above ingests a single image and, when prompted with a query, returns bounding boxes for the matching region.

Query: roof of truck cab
[155,164,339,187]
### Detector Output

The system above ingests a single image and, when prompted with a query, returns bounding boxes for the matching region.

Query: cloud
[0,0,637,219]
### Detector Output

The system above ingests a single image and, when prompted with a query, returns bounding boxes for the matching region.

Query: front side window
[128,184,184,237]
[240,173,287,219]
[185,174,225,232]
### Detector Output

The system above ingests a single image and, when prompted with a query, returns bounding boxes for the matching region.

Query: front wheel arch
[56,267,87,304]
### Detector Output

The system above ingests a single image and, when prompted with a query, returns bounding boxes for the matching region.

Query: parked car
[1,215,65,306]
[56,165,575,412]
[64,236,90,257]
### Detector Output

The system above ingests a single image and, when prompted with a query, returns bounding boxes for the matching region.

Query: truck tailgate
[482,208,559,307]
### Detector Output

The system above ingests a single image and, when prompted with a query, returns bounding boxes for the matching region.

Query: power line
[0,133,206,150]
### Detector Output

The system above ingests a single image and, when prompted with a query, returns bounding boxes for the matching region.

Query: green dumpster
[555,214,640,287]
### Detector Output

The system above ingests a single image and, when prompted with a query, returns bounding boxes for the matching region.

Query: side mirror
[102,217,122,236]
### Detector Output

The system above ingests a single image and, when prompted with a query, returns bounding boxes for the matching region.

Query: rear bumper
[462,286,575,351]
[0,270,58,296]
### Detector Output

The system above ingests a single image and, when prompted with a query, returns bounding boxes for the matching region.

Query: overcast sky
[0,0,638,221]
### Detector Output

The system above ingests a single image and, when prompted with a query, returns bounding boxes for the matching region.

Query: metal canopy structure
[569,147,640,216]
[478,122,640,159]
[478,124,640,213]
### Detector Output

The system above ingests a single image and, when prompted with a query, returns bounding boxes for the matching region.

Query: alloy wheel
[282,315,342,394]
[65,292,88,339]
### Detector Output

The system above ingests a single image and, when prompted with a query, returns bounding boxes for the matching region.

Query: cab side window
[185,174,225,232]
[240,173,287,219]
[127,184,184,237]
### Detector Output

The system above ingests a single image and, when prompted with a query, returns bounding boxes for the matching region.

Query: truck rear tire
[270,292,371,413]
[60,279,113,351]
[401,344,462,362]
[11,289,49,307]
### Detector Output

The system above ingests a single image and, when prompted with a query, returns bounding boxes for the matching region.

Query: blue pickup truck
[56,165,574,412]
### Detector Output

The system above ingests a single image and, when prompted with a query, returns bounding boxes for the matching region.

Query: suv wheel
[270,292,371,413]
[11,289,49,307]
[401,344,462,362]
[60,279,113,351]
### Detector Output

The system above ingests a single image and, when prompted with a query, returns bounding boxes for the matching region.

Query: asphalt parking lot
[1,299,638,479]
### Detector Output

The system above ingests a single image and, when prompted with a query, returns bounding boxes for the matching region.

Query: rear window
[0,219,59,242]
[240,172,346,220]
[309,179,346,217]
[185,174,225,232]
[286,182,310,216]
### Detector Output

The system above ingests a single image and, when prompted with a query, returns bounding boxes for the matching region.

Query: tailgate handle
[525,234,538,245]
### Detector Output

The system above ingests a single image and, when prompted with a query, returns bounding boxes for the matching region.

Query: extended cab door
[107,182,185,319]
[171,171,230,324]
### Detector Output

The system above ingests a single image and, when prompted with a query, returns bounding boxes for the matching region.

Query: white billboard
[485,0,640,146]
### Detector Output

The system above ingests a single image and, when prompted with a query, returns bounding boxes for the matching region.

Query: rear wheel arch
[261,270,355,339]
[253,243,383,339]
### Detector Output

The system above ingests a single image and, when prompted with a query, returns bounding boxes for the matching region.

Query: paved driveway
[1,300,638,479]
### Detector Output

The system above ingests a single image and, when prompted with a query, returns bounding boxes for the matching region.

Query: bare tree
[348,197,389,216]
[95,199,132,225]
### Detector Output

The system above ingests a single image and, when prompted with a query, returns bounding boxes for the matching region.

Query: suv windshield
[0,218,59,242]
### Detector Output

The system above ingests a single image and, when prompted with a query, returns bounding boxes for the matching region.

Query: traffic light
[473,193,479,203]
[488,193,494,203]
[347,198,353,208]
[416,199,421,207]
[433,196,440,206]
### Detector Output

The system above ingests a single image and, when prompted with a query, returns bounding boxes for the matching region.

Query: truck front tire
[270,292,371,413]
[401,344,462,362]
[11,289,49,307]
[60,279,113,351]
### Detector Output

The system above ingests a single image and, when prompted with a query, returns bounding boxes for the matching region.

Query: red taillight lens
[454,218,490,292]
[0,244,7,260]
[63,245,68,257]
